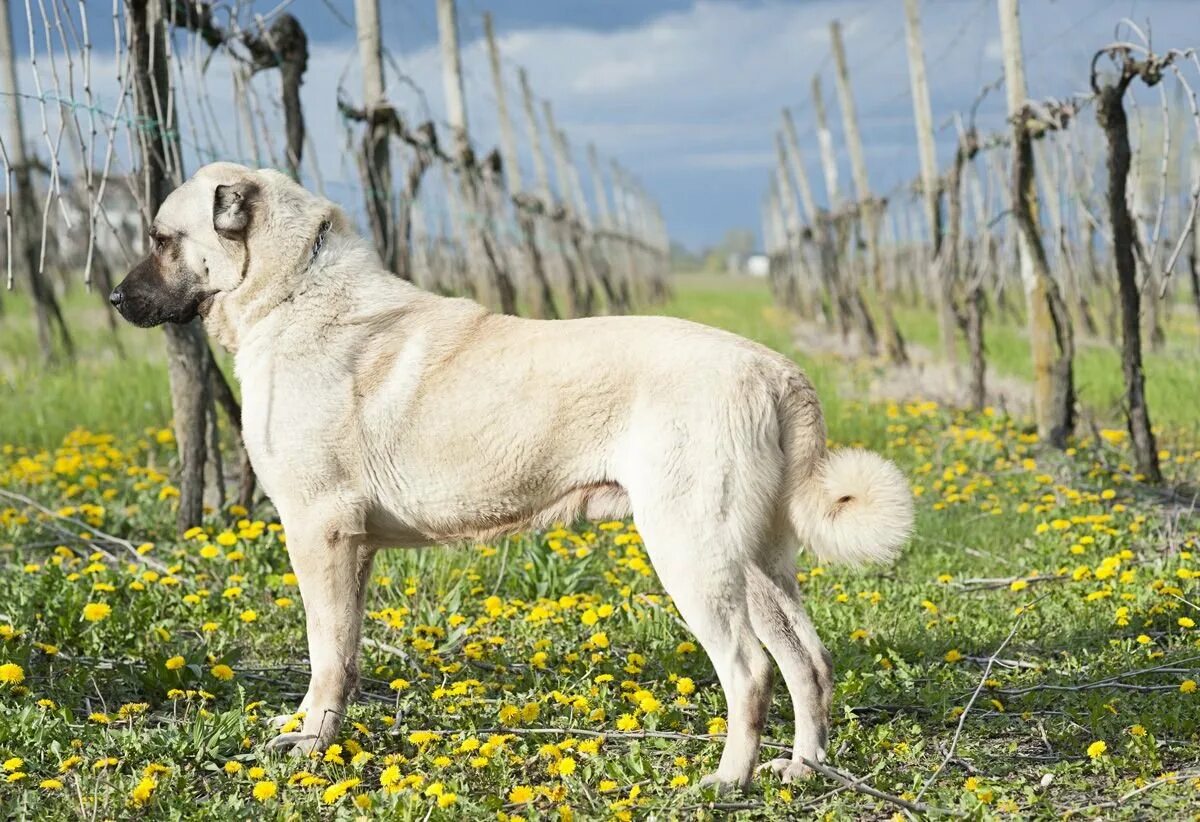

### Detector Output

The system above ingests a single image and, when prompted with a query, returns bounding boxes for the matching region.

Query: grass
[890,296,1200,434]
[0,276,1197,819]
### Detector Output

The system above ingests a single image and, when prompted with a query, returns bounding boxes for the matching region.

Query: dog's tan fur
[112,163,914,790]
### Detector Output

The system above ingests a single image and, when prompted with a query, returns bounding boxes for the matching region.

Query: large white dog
[111,162,913,790]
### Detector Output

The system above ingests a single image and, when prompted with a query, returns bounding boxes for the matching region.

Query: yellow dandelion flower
[82,602,111,622]
[252,780,277,801]
[0,663,25,685]
[130,776,157,806]
[1086,740,1107,759]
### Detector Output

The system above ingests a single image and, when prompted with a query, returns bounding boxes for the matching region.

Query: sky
[6,0,1199,250]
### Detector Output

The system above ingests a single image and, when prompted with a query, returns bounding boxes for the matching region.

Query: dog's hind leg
[633,511,774,793]
[267,511,374,756]
[746,549,833,783]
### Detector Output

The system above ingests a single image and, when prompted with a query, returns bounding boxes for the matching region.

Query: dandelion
[210,664,234,681]
[39,779,63,791]
[322,777,360,804]
[616,714,639,731]
[239,610,258,623]
[82,602,111,622]
[1181,680,1197,694]
[509,785,534,803]
[1086,740,1107,759]
[944,649,963,663]
[557,756,577,777]
[0,663,24,685]
[1180,617,1196,629]
[380,765,401,787]
[165,656,185,671]
[130,776,157,806]
[3,758,22,772]
[670,774,689,788]
[676,677,695,696]
[252,781,277,801]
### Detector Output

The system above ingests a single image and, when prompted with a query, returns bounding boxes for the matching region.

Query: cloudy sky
[6,0,1197,249]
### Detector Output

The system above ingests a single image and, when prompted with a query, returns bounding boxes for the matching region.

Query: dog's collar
[307,220,332,270]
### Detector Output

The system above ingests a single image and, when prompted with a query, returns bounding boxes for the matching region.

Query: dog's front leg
[267,518,371,756]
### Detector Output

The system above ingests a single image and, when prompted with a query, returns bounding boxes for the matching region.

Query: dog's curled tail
[791,448,914,566]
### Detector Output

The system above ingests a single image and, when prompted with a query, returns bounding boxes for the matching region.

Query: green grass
[890,297,1200,434]
[0,290,170,447]
[0,277,1197,819]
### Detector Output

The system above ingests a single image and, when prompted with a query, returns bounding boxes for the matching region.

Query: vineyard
[0,0,1198,819]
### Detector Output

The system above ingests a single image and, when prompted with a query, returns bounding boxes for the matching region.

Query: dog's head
[110,162,328,330]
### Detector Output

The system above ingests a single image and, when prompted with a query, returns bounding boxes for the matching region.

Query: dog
[111,162,913,790]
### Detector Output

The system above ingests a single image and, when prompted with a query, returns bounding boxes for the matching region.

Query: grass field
[0,277,1198,819]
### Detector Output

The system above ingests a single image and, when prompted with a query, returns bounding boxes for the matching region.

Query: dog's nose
[109,288,124,308]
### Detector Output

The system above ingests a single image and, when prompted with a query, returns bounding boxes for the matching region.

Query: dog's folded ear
[213,180,259,239]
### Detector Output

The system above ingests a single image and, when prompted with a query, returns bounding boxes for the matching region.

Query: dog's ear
[213,180,259,240]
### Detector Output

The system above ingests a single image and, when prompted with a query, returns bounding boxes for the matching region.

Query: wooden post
[483,12,521,194]
[128,0,213,532]
[436,0,516,314]
[542,98,590,315]
[904,0,957,368]
[810,77,854,339]
[780,108,817,223]
[484,14,556,318]
[830,20,904,362]
[354,0,396,272]
[518,68,553,202]
[998,0,1074,446]
[774,137,802,311]
[0,0,72,361]
[830,23,899,360]
[591,145,633,310]
[811,75,840,207]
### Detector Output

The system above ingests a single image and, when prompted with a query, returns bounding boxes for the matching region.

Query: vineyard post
[354,0,397,273]
[904,0,958,370]
[810,74,856,341]
[518,67,574,312]
[830,20,906,364]
[588,143,630,312]
[773,135,805,313]
[811,66,878,352]
[542,99,590,315]
[997,0,1075,447]
[0,0,72,361]
[781,109,826,321]
[436,0,516,314]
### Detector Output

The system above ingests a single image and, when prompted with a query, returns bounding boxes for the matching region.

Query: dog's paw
[699,770,751,794]
[265,732,322,757]
[268,712,304,730]
[757,757,813,784]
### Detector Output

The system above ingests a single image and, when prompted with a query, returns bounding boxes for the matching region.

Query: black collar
[308,220,332,269]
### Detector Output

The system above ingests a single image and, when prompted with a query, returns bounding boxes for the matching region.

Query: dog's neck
[202,216,339,352]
